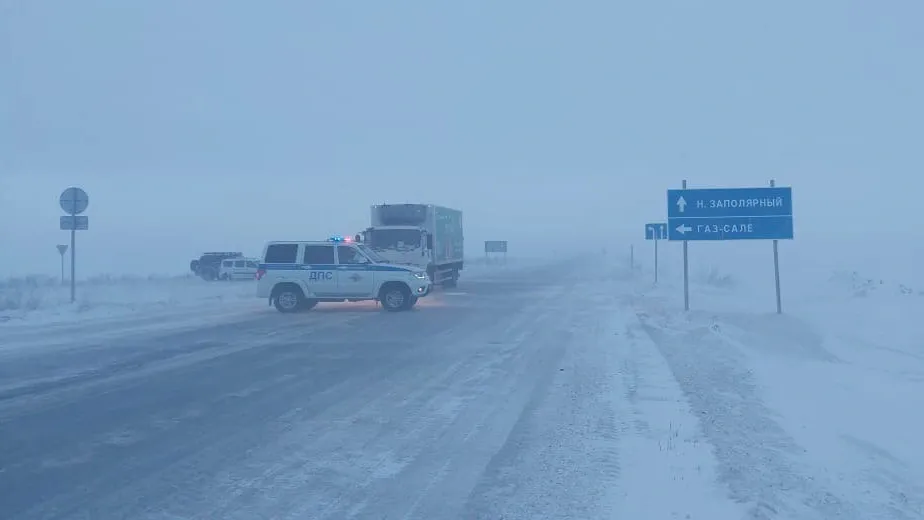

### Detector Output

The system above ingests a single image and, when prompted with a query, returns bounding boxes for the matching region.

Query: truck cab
[359,225,432,268]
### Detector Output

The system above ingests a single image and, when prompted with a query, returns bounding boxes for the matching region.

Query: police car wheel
[274,290,303,313]
[381,286,411,312]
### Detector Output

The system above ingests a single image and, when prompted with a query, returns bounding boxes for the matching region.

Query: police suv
[256,236,432,313]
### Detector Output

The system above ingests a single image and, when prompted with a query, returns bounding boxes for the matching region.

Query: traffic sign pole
[57,245,68,285]
[58,187,89,304]
[644,222,667,284]
[654,234,659,284]
[771,179,782,314]
[70,216,76,303]
[682,179,689,311]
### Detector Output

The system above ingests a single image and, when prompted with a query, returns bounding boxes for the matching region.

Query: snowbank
[622,261,924,518]
[0,274,258,328]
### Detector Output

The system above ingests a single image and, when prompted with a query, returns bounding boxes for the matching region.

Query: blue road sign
[667,186,793,241]
[667,187,792,219]
[60,215,89,231]
[645,223,668,240]
[668,215,793,241]
[59,187,89,215]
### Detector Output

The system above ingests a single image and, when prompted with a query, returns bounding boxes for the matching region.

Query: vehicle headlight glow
[413,272,428,279]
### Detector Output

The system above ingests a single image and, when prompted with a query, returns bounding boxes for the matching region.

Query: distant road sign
[645,223,667,240]
[60,215,89,231]
[59,187,89,215]
[667,187,793,241]
[484,240,508,253]
[57,244,68,255]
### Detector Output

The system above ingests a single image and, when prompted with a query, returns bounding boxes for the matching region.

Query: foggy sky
[2,1,922,278]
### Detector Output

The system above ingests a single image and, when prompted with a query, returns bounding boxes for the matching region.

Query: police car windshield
[356,244,387,263]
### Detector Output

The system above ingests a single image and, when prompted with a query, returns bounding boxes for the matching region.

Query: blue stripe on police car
[258,263,412,272]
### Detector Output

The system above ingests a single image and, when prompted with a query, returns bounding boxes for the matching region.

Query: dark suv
[190,252,243,281]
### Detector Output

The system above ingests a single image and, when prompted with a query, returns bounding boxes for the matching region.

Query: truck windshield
[368,229,421,250]
[356,244,387,263]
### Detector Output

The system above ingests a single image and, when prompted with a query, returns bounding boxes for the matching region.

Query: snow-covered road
[3,257,716,520]
[2,257,920,519]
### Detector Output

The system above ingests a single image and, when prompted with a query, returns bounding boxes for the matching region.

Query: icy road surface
[0,258,743,520]
[9,257,921,519]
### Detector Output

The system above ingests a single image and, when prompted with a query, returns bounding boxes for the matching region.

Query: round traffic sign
[59,187,89,215]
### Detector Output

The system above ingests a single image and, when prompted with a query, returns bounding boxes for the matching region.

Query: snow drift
[621,260,924,519]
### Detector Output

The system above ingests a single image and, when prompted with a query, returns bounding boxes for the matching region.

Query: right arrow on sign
[676,224,692,234]
[676,196,687,213]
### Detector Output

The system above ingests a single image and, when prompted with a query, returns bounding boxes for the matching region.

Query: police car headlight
[412,272,428,279]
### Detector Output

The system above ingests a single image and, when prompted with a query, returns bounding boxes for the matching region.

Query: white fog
[3,1,922,281]
[0,0,924,520]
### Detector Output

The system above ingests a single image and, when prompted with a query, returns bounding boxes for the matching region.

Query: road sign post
[59,187,89,303]
[56,244,68,285]
[682,180,689,310]
[484,240,508,265]
[645,223,667,283]
[666,182,793,312]
[770,179,783,314]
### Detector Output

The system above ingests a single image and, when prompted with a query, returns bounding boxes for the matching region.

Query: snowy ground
[1,252,920,519]
[624,261,924,519]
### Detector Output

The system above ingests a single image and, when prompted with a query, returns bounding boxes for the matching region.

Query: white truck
[357,203,464,287]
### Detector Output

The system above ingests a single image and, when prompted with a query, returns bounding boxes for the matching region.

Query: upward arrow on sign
[676,196,687,213]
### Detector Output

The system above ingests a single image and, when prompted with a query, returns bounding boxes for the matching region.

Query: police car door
[301,244,338,296]
[336,245,375,296]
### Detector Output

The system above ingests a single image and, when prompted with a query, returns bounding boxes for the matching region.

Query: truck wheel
[380,284,412,312]
[200,268,217,281]
[273,286,304,313]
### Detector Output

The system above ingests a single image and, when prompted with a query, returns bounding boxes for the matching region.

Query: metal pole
[70,222,76,303]
[60,253,65,285]
[654,236,659,283]
[682,179,689,311]
[770,179,782,313]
